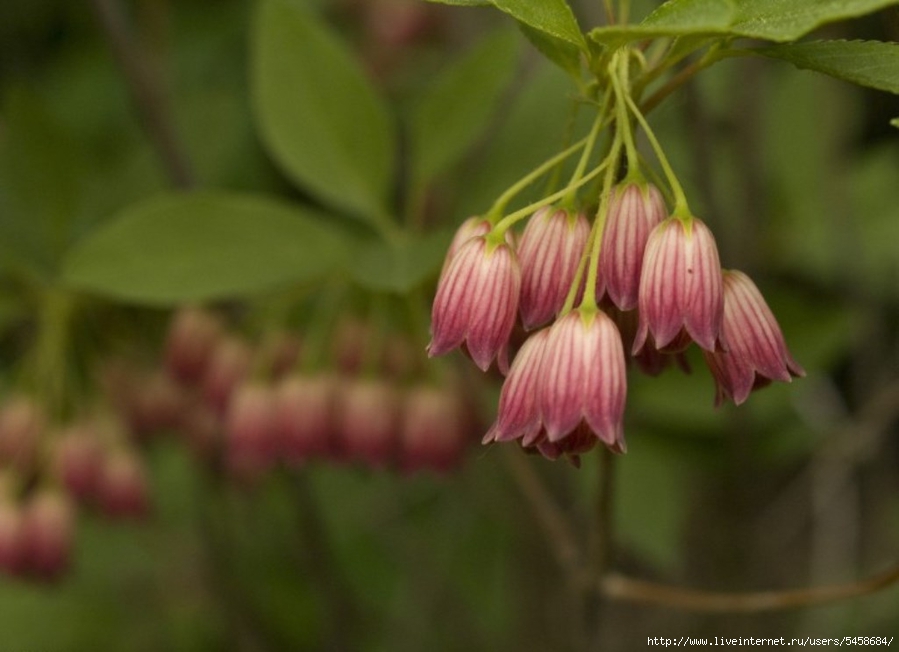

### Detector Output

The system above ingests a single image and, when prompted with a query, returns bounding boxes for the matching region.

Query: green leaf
[491,0,586,50]
[252,0,395,223]
[590,0,899,45]
[349,230,451,293]
[518,22,583,77]
[61,192,347,305]
[729,0,899,42]
[408,30,520,194]
[425,0,490,4]
[758,40,899,94]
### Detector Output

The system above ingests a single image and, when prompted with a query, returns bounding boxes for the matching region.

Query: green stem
[491,160,610,241]
[559,237,591,318]
[618,0,631,25]
[603,0,616,24]
[611,54,640,182]
[486,137,590,223]
[638,44,729,117]
[30,288,77,421]
[580,130,623,312]
[623,91,690,217]
[300,281,347,373]
[561,94,611,209]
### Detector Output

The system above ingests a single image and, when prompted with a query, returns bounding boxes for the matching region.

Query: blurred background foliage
[0,0,898,649]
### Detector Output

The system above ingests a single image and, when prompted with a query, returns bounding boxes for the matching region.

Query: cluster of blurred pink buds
[0,394,150,583]
[430,180,804,464]
[105,307,480,485]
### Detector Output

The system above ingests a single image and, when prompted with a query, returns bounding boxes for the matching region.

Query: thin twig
[290,472,361,651]
[87,0,196,188]
[601,562,899,613]
[499,447,585,588]
[590,447,617,577]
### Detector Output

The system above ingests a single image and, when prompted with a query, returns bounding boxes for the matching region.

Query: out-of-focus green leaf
[491,0,586,50]
[759,40,899,94]
[408,30,520,194]
[892,117,899,128]
[350,230,452,293]
[0,87,81,276]
[590,0,899,46]
[61,192,347,305]
[519,22,583,78]
[252,0,395,223]
[848,146,899,298]
[425,0,490,4]
[763,68,857,284]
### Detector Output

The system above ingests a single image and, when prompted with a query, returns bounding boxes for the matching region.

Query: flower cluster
[119,307,479,483]
[0,394,149,582]
[429,125,804,464]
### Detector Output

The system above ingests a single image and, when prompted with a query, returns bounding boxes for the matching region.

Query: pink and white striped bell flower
[600,183,667,311]
[703,270,805,405]
[633,216,725,354]
[483,328,551,445]
[428,234,520,373]
[540,308,627,452]
[517,207,590,330]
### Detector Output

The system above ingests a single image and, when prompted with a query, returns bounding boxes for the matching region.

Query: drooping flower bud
[22,489,75,582]
[275,374,336,464]
[600,183,667,311]
[334,379,400,467]
[0,395,43,472]
[0,498,25,575]
[399,386,469,474]
[201,335,254,415]
[429,235,520,373]
[164,306,223,385]
[224,383,278,482]
[704,270,805,405]
[483,328,551,446]
[540,309,627,451]
[51,423,104,503]
[96,449,150,519]
[634,217,724,354]
[177,401,222,460]
[517,207,590,330]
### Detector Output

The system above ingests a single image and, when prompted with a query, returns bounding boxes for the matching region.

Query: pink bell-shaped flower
[428,235,520,372]
[517,207,590,330]
[484,328,551,445]
[275,373,336,463]
[334,378,400,467]
[540,309,627,451]
[600,183,667,311]
[399,386,470,474]
[22,488,76,582]
[164,306,223,384]
[633,216,724,354]
[704,270,805,405]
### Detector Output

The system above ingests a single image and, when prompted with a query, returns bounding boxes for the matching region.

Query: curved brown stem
[500,447,584,588]
[600,562,899,613]
[87,0,196,188]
